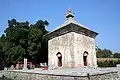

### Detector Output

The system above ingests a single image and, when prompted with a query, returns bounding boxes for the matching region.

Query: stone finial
[65,8,75,19]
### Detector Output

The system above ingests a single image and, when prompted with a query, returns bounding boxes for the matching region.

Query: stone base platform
[3,67,119,80]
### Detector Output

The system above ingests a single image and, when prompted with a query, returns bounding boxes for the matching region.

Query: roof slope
[46,9,98,40]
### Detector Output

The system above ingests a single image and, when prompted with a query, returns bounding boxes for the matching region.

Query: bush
[97,59,120,67]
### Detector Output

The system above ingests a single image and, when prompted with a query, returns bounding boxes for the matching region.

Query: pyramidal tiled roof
[52,9,92,32]
[53,17,90,32]
[46,9,98,40]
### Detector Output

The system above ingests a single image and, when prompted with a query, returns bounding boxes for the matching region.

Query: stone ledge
[6,67,118,77]
[2,67,119,80]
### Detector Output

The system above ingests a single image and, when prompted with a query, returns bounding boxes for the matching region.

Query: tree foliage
[97,59,120,67]
[0,19,49,67]
[113,53,120,58]
[96,46,113,58]
[96,46,120,58]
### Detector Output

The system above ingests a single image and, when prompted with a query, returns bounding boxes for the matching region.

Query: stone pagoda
[46,9,98,68]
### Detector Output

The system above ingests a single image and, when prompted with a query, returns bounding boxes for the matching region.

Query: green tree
[102,49,113,58]
[0,19,49,67]
[96,46,113,58]
[113,53,120,58]
[96,46,103,58]
[27,20,48,62]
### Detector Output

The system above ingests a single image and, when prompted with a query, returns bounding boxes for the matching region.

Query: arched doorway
[83,51,88,66]
[56,52,62,67]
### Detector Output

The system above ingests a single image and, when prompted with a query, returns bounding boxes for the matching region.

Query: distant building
[46,9,98,68]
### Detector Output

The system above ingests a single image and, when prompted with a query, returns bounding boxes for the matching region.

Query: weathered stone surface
[117,64,120,80]
[48,32,97,68]
[2,67,119,80]
[2,70,119,80]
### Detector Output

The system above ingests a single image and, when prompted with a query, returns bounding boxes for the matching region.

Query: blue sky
[0,0,120,52]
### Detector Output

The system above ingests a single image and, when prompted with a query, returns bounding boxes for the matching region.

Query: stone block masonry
[2,67,119,80]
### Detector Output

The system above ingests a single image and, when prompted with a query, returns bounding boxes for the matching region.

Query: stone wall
[117,64,120,80]
[48,32,75,68]
[73,32,97,67]
[48,32,97,68]
[3,70,119,80]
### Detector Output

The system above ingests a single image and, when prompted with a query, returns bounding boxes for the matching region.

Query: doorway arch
[56,52,62,67]
[83,51,88,66]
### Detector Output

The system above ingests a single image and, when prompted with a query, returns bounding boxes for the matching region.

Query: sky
[0,0,120,52]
